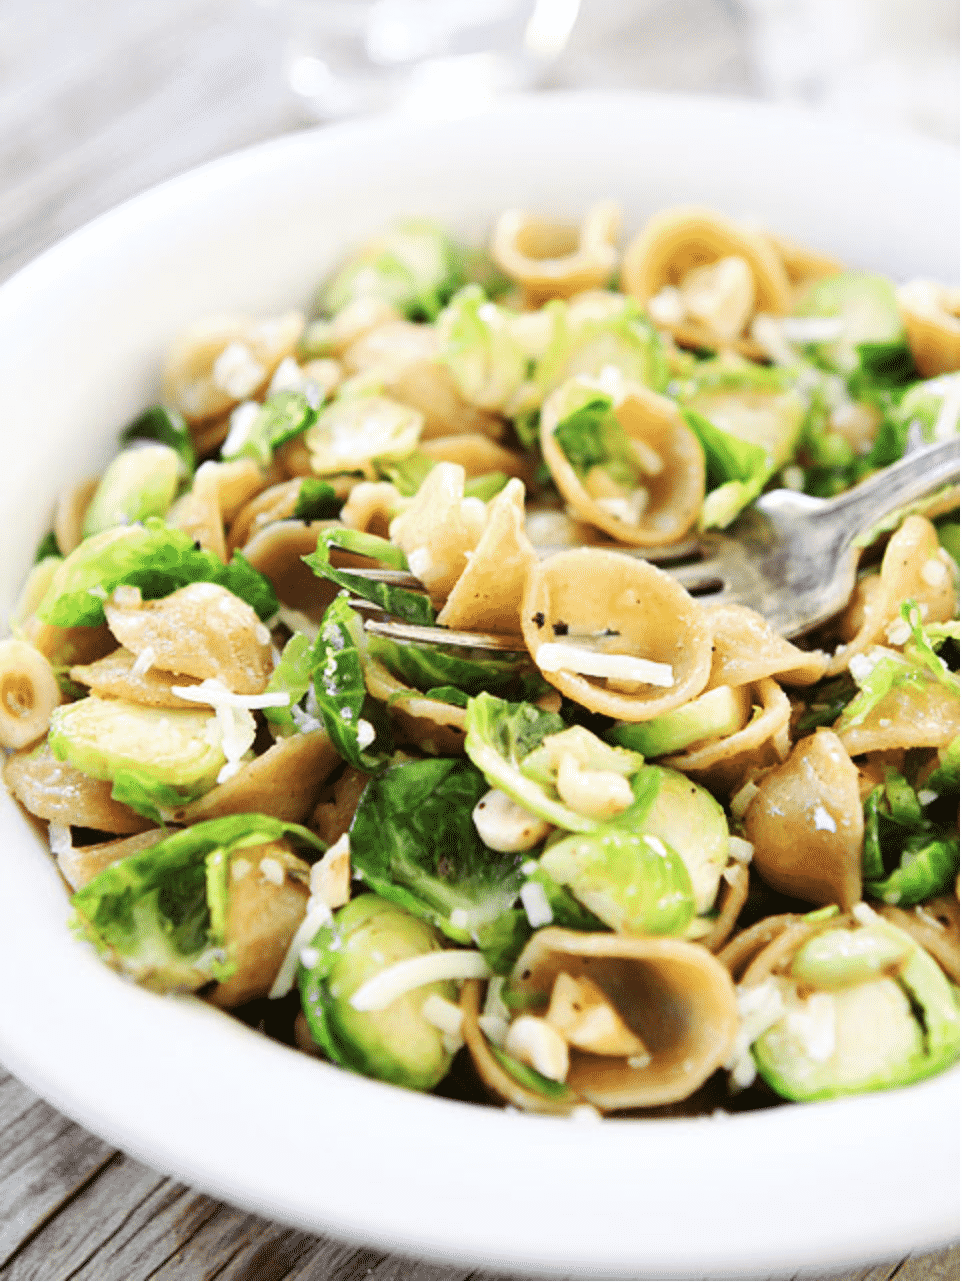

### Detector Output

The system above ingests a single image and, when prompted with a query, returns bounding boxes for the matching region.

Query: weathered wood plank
[0,1072,116,1272]
[890,1243,961,1280]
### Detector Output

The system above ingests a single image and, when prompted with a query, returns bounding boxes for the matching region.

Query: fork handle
[825,438,960,545]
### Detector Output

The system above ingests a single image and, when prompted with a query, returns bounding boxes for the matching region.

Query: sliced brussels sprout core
[298,894,458,1091]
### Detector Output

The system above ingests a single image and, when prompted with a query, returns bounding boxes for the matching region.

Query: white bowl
[0,92,957,1280]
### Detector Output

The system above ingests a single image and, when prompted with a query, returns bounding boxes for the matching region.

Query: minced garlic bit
[504,1015,570,1083]
[520,880,554,928]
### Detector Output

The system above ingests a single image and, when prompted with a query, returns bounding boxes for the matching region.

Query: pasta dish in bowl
[0,92,957,1278]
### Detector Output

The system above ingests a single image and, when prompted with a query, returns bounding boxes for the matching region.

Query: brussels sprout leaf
[348,756,527,944]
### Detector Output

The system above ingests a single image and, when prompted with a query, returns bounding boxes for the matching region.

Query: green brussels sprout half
[318,219,467,322]
[299,895,458,1091]
[607,685,746,758]
[539,825,694,937]
[82,443,181,537]
[48,695,233,817]
[792,272,905,374]
[753,915,960,1100]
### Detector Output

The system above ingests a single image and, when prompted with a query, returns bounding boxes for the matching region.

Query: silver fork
[347,438,959,650]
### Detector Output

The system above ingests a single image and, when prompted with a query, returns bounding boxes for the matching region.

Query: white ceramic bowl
[0,93,957,1280]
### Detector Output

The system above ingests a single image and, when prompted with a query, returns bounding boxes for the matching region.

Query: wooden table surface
[0,2,958,1278]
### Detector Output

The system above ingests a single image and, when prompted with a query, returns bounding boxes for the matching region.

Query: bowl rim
[0,90,958,1279]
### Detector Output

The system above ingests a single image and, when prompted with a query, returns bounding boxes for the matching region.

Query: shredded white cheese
[535,643,674,687]
[349,950,492,1012]
[268,898,335,1000]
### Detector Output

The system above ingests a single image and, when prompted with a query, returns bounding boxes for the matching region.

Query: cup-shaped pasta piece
[826,516,957,676]
[388,463,487,599]
[716,912,810,982]
[491,203,622,306]
[4,741,151,834]
[700,861,751,954]
[897,281,961,378]
[763,231,843,289]
[207,841,312,1009]
[228,478,306,551]
[421,434,535,487]
[70,647,203,709]
[540,381,704,547]
[744,729,864,909]
[0,639,63,750]
[877,897,960,984]
[172,730,340,826]
[704,604,828,689]
[56,829,166,892]
[460,979,577,1115]
[167,458,266,562]
[240,519,345,618]
[105,582,272,695]
[521,548,712,721]
[311,765,371,846]
[622,207,791,352]
[162,311,305,424]
[506,928,738,1111]
[437,479,537,634]
[339,482,405,540]
[660,679,790,797]
[363,656,468,757]
[835,674,960,757]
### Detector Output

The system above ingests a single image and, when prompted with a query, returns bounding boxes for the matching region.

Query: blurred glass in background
[261,0,581,120]
[257,0,959,142]
[737,0,959,141]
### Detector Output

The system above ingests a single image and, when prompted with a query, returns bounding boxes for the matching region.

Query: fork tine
[337,566,425,589]
[361,614,527,653]
[664,558,726,593]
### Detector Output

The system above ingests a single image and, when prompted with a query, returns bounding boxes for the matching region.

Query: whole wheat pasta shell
[507,928,739,1111]
[744,728,864,910]
[363,656,468,757]
[4,741,151,835]
[521,548,712,720]
[172,730,341,826]
[207,841,311,1009]
[704,604,828,689]
[622,206,791,315]
[437,479,537,634]
[826,516,957,676]
[540,383,704,547]
[491,203,622,306]
[897,281,961,378]
[661,678,791,793]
